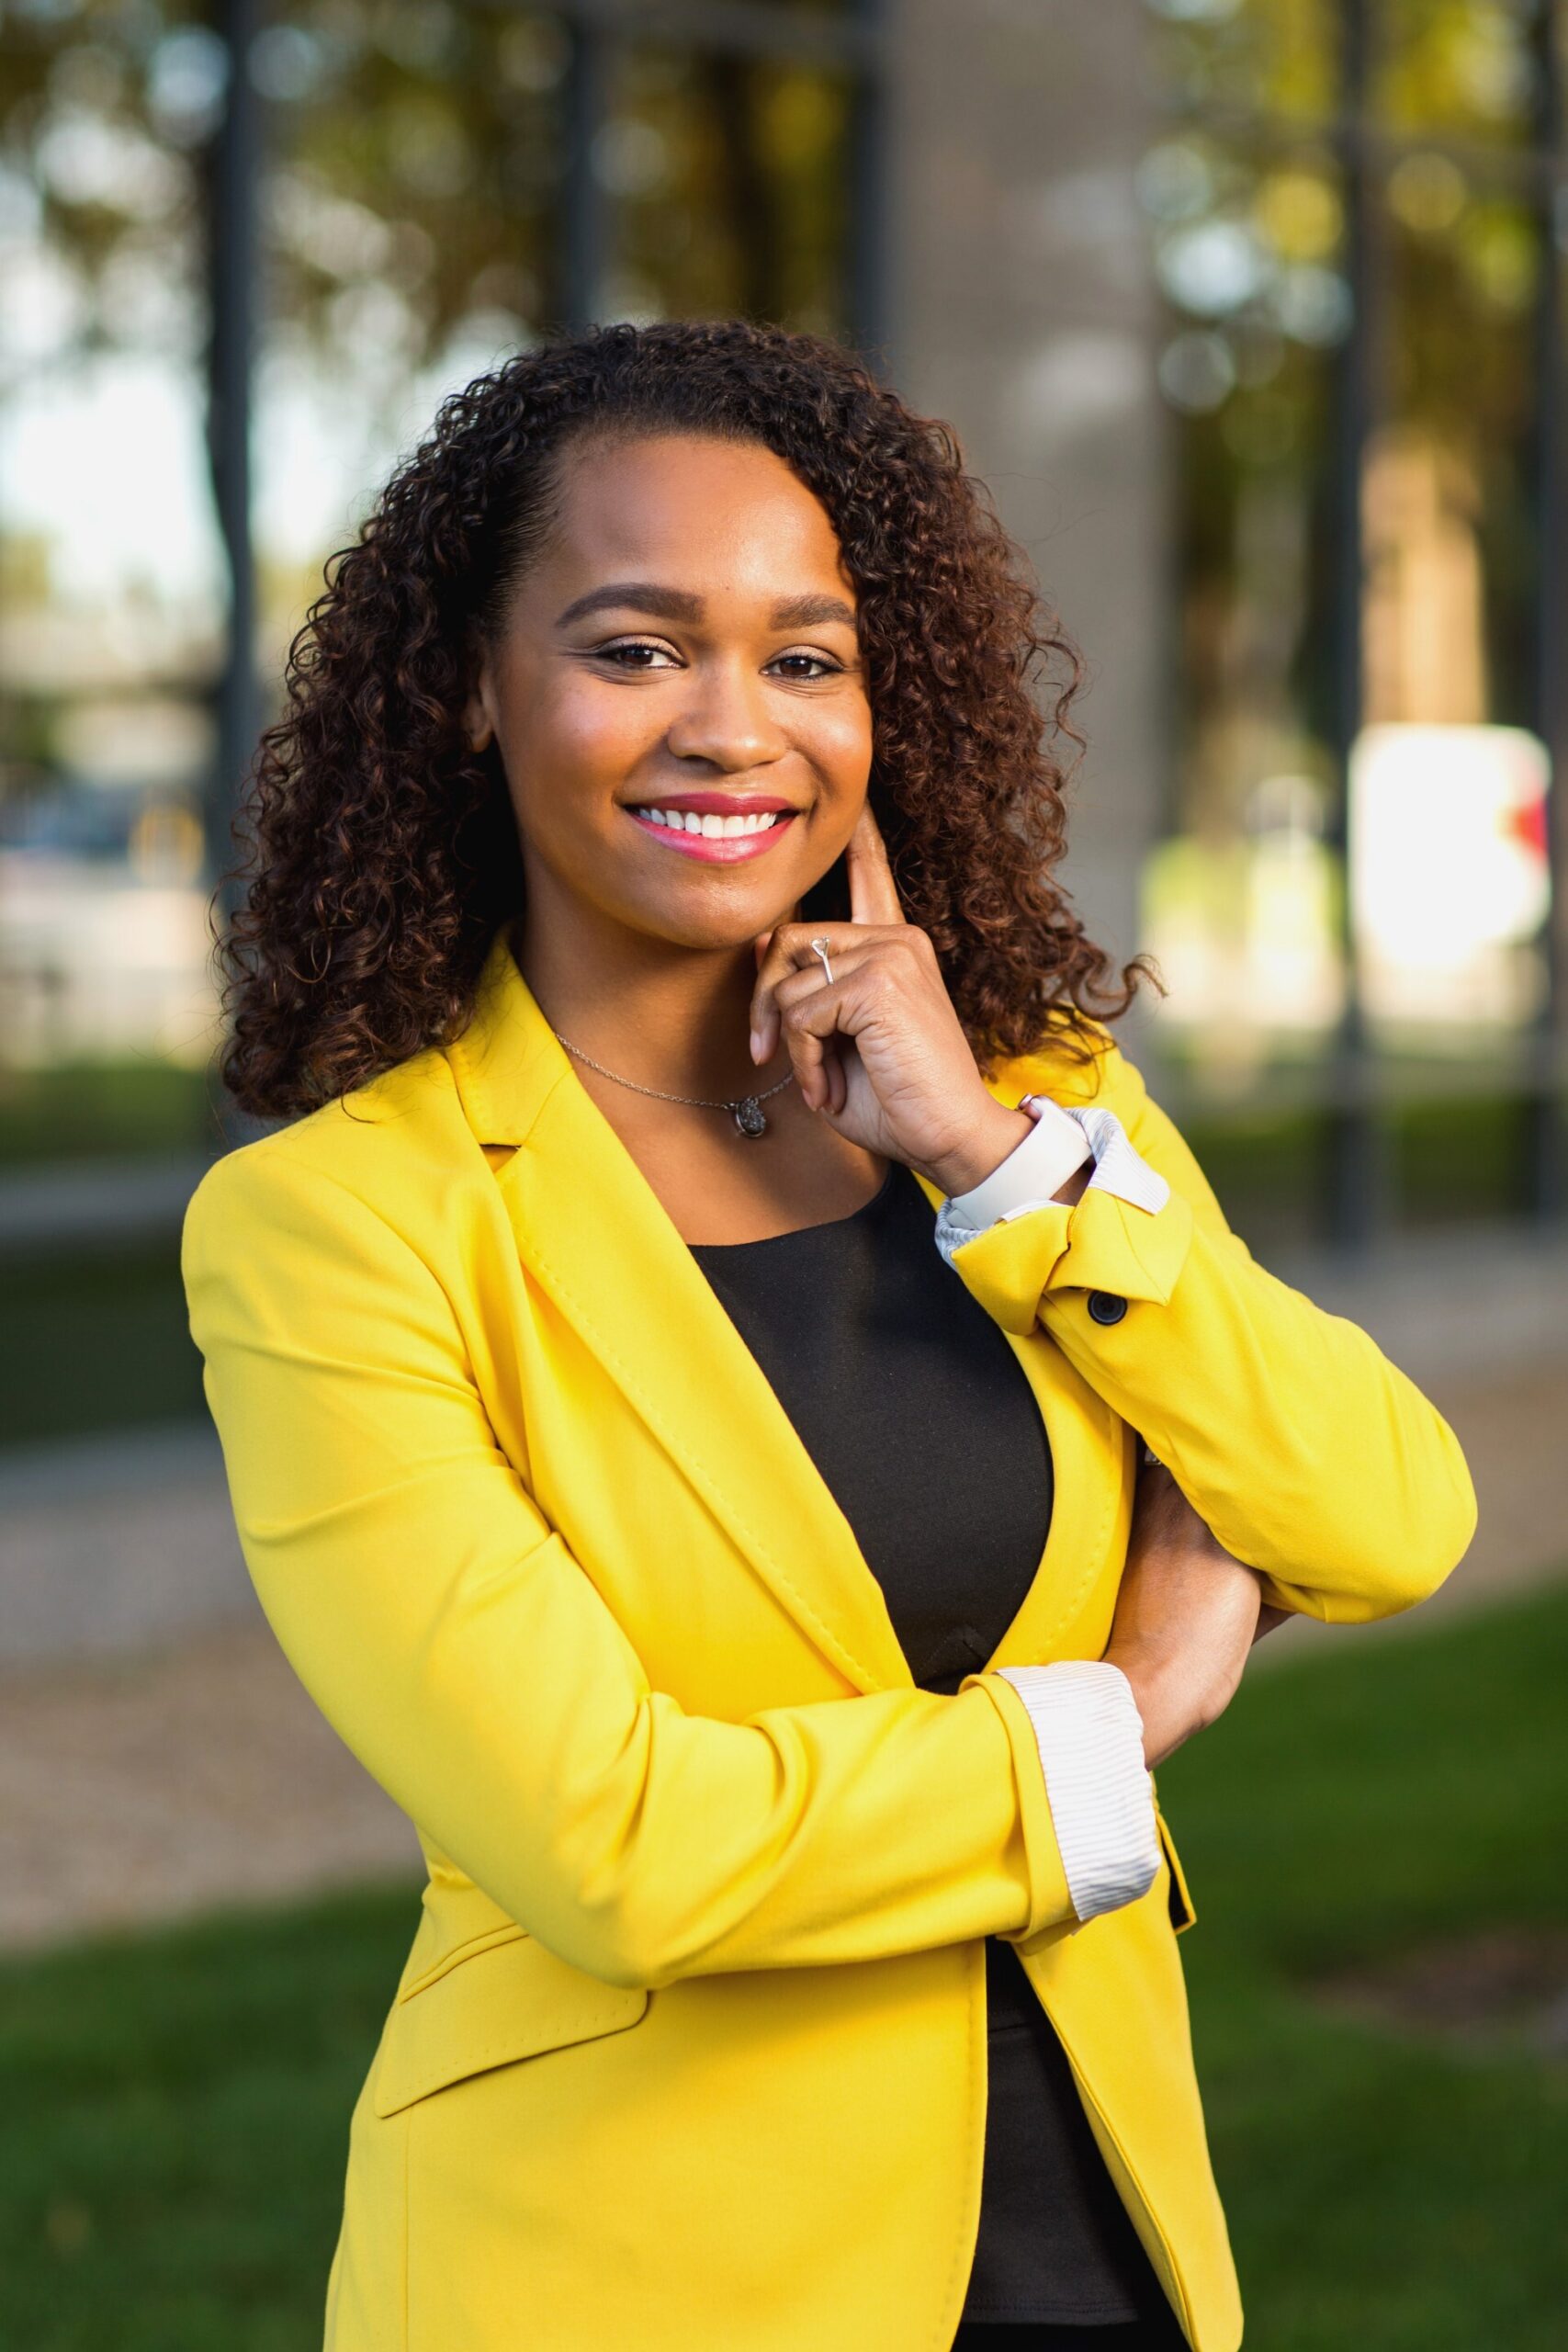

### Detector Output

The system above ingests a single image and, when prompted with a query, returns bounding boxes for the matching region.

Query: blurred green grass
[0,1582,1562,2348]
[0,1883,415,2352]
[1158,1579,1568,2350]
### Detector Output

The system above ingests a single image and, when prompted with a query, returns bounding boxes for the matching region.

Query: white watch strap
[995,1661,1161,1922]
[931,1101,1170,1273]
[941,1095,1092,1234]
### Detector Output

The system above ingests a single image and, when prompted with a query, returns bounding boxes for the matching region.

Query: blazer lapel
[447,922,1121,1698]
[448,923,910,1694]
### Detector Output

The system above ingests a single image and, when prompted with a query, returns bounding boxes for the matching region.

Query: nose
[664,656,789,775]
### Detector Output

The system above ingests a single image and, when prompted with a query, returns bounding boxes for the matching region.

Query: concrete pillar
[887,0,1168,1046]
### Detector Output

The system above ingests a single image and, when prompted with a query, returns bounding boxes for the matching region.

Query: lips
[623,797,801,864]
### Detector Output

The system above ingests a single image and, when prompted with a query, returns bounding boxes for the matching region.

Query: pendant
[731,1096,768,1138]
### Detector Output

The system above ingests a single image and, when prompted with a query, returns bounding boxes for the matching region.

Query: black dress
[690,1159,1183,2338]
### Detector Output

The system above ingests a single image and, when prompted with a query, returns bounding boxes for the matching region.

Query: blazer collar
[446,918,573,1152]
[446,921,1116,1697]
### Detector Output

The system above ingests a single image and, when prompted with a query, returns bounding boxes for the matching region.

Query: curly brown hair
[218,317,1154,1118]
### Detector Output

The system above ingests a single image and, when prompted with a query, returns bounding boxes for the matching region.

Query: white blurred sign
[1350,723,1551,1023]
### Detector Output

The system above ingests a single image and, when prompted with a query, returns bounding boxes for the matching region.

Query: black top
[690,1159,1173,2327]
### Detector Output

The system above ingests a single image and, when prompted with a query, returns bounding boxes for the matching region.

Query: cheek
[509,678,657,827]
[798,695,874,793]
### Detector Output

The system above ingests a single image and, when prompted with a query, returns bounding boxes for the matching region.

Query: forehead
[541,432,853,601]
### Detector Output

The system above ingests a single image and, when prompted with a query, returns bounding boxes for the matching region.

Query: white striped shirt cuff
[933,1103,1169,1272]
[995,1660,1161,1922]
[1066,1105,1171,1216]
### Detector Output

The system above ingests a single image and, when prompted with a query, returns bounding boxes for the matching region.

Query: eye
[768,651,842,682]
[594,637,681,670]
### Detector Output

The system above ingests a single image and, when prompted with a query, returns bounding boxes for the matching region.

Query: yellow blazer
[182,920,1476,2352]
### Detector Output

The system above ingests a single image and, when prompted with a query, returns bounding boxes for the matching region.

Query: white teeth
[631,806,785,834]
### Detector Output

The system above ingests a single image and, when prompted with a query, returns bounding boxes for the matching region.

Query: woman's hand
[749,804,1035,1197]
[1105,1464,1280,1769]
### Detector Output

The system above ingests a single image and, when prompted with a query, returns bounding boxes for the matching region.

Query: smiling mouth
[624,801,800,862]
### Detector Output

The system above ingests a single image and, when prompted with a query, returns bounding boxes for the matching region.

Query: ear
[463,651,497,754]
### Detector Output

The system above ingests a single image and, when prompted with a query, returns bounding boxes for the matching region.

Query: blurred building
[2,1,1565,1250]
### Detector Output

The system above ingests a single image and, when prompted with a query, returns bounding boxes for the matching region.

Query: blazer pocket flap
[372,1927,649,2117]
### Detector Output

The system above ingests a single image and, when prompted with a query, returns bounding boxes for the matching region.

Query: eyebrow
[552,582,858,632]
[771,592,860,631]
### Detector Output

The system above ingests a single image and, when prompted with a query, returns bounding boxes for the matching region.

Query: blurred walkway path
[0,1621,421,1952]
[2,1226,1564,1952]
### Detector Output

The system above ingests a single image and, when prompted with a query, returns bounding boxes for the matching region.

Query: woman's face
[466,432,874,953]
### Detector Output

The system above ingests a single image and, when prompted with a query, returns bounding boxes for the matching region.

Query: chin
[617,877,808,953]
[650,905,791,954]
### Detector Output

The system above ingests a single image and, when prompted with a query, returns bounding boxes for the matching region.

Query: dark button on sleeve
[1087,1291,1128,1327]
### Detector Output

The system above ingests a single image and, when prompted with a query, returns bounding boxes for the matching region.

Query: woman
[184,320,1475,2352]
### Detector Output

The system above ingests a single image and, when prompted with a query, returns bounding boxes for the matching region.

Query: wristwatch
[938,1091,1094,1237]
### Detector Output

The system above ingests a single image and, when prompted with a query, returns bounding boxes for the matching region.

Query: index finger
[845,798,904,927]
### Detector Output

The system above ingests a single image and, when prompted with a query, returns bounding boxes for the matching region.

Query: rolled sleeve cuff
[933,1103,1168,1273]
[934,1101,1192,1332]
[1066,1106,1170,1216]
[993,1661,1161,1922]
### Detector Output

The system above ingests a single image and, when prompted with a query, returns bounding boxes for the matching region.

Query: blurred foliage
[1389,1086,1540,1224]
[0,1,559,383]
[1377,0,1548,142]
[1145,0,1552,139]
[0,1057,218,1166]
[1181,1086,1554,1250]
[607,40,851,332]
[1,1236,207,1447]
[1145,0,1559,842]
[1145,0,1343,124]
[0,1579,1562,2347]
[0,0,212,386]
[0,0,853,407]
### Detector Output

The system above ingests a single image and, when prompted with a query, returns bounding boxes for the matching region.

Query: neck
[515,894,781,1102]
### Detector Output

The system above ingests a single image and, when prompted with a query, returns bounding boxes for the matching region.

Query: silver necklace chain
[550,1029,795,1138]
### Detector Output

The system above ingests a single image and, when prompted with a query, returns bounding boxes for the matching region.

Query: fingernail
[749,1027,763,1064]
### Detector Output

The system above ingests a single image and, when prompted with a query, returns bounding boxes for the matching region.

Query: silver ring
[808,935,835,986]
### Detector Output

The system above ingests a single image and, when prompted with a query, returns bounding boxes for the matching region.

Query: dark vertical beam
[202,0,269,1145]
[846,0,890,368]
[1323,0,1384,1248]
[1525,6,1566,1219]
[700,51,779,321]
[205,0,261,945]
[560,14,610,331]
